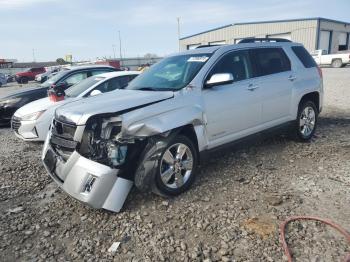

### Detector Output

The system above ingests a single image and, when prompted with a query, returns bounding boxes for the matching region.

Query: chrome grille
[51,119,76,140]
[50,119,77,161]
[11,116,21,133]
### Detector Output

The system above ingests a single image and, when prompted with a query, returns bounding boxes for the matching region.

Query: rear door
[250,47,293,125]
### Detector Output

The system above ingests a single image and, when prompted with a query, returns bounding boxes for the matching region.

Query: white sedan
[12,71,140,141]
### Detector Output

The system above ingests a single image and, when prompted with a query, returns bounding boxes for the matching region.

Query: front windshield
[126,53,211,91]
[65,76,105,97]
[41,70,69,88]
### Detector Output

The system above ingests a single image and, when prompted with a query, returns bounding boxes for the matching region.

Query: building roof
[180,17,350,40]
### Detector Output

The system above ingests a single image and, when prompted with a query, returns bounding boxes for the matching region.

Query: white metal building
[180,18,350,54]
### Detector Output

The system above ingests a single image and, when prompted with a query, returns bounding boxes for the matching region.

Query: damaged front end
[78,115,175,194]
[78,115,149,176]
[42,115,148,213]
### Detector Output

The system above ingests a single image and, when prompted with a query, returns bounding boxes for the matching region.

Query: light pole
[112,44,116,59]
[32,48,36,62]
[177,17,181,51]
[118,30,122,60]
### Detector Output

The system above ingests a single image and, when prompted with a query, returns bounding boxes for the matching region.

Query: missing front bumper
[42,138,133,212]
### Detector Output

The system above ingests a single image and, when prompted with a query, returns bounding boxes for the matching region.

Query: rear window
[252,48,291,76]
[291,46,317,68]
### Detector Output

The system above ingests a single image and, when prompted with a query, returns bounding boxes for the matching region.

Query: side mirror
[205,73,234,88]
[55,82,67,89]
[90,90,102,96]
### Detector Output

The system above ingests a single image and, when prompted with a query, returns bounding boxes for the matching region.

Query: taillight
[317,66,323,79]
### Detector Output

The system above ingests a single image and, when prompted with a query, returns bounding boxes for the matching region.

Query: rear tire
[294,101,318,142]
[155,135,198,196]
[331,59,342,68]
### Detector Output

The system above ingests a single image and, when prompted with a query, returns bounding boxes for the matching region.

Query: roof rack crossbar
[238,38,292,43]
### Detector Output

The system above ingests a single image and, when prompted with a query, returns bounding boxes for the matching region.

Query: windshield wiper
[137,87,159,91]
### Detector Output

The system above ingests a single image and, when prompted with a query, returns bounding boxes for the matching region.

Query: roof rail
[195,44,224,49]
[238,38,292,43]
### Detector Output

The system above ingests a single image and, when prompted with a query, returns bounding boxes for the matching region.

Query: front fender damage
[121,106,205,194]
[80,103,206,208]
[133,131,178,195]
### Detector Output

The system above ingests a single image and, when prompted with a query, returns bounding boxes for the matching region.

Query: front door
[202,49,262,148]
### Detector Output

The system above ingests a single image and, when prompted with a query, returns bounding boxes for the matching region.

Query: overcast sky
[0,0,349,62]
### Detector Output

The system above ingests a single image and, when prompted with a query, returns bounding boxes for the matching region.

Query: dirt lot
[0,69,349,261]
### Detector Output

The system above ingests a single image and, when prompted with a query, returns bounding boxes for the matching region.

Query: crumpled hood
[55,89,174,125]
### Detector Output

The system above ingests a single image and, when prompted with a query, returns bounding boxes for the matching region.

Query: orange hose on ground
[280,216,350,262]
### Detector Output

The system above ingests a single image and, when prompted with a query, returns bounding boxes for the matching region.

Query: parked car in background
[6,74,14,83]
[42,40,323,212]
[0,73,7,87]
[12,71,140,141]
[35,68,61,83]
[0,65,116,125]
[311,49,350,68]
[15,67,46,84]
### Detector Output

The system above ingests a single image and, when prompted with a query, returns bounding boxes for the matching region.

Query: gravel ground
[0,68,349,261]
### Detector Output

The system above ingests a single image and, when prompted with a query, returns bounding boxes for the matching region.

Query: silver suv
[42,39,323,212]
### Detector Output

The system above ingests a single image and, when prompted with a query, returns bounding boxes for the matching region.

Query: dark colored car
[0,65,117,125]
[6,74,14,83]
[15,67,46,84]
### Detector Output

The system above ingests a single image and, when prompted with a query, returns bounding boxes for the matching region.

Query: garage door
[338,32,348,51]
[267,33,291,40]
[319,30,331,53]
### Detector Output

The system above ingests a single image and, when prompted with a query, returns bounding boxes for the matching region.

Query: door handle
[247,83,259,91]
[288,75,297,81]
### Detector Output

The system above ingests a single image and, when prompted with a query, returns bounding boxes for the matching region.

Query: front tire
[155,135,198,196]
[20,77,28,84]
[294,101,318,142]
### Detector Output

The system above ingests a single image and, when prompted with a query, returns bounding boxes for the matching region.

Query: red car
[15,67,46,84]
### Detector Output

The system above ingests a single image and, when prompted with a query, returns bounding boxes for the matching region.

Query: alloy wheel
[160,143,194,189]
[299,106,316,137]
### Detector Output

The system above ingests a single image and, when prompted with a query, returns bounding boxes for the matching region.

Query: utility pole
[118,30,122,60]
[112,44,116,59]
[177,17,181,51]
[32,48,36,62]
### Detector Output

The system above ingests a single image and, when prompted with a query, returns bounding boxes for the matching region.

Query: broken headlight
[79,118,129,168]
[107,142,127,166]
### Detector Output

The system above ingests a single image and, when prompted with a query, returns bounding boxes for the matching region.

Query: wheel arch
[299,92,320,112]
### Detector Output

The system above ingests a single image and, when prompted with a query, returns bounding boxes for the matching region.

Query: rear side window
[252,48,291,76]
[91,69,115,76]
[90,75,134,95]
[291,46,317,68]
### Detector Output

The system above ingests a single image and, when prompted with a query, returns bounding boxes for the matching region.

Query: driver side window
[209,50,252,82]
[63,72,88,87]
